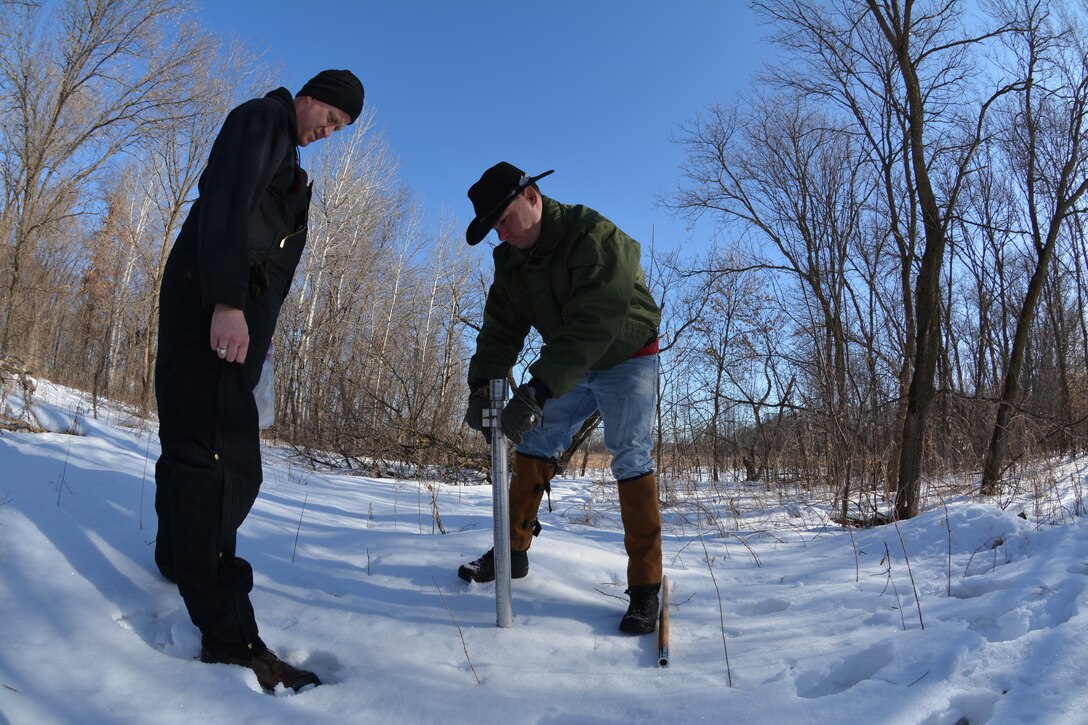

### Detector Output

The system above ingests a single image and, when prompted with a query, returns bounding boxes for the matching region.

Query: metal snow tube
[658,575,670,667]
[489,378,513,628]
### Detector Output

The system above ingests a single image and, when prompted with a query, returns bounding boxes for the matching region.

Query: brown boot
[618,471,662,588]
[200,647,321,692]
[508,453,554,551]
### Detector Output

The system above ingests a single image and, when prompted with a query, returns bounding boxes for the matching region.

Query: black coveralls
[154,88,310,658]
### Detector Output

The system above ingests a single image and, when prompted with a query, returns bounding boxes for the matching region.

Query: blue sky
[194,1,772,254]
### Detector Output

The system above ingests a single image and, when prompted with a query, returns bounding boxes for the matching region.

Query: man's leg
[617,471,663,588]
[155,255,318,689]
[591,355,659,482]
[154,457,176,582]
[458,378,598,583]
[458,452,554,582]
[508,453,555,552]
[590,355,663,632]
[156,342,320,691]
[158,430,263,657]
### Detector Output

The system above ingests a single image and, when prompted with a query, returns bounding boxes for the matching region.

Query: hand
[464,386,491,443]
[501,382,545,444]
[210,304,249,364]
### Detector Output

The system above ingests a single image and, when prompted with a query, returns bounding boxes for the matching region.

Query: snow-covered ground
[1,380,1086,724]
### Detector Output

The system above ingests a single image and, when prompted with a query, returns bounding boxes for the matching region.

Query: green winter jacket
[468,196,661,398]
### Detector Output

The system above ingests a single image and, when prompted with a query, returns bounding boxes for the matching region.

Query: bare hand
[210,304,249,364]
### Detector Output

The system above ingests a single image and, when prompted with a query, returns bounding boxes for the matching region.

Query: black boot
[619,583,661,634]
[457,548,528,583]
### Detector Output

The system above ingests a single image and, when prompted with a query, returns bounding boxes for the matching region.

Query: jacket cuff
[527,377,552,403]
[201,282,247,310]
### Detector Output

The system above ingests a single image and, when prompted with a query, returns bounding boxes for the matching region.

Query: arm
[197,101,290,310]
[198,100,291,364]
[467,264,532,389]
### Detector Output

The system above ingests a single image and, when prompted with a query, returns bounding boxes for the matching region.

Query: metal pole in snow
[658,575,670,667]
[488,378,513,628]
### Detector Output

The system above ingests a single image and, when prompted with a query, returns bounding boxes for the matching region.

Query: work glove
[464,384,491,443]
[501,380,549,444]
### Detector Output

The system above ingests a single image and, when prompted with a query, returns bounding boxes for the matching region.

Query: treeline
[655,0,1088,520]
[0,0,483,473]
[2,1,1086,520]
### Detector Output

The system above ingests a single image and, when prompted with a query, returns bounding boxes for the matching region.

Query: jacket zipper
[278,226,305,249]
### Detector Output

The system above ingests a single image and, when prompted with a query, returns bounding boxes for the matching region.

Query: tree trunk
[866,0,950,520]
[980,222,1064,492]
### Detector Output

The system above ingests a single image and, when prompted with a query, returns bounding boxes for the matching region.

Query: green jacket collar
[533,196,565,257]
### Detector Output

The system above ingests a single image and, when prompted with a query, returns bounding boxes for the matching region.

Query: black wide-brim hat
[466,162,554,245]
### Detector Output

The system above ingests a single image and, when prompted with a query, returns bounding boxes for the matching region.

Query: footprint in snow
[113,608,196,656]
[302,649,343,680]
[951,577,1084,642]
[733,598,790,616]
[920,690,1000,725]
[794,642,894,699]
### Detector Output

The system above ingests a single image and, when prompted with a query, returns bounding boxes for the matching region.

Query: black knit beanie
[297,69,364,124]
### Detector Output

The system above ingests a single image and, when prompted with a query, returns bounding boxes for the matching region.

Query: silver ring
[216,347,227,358]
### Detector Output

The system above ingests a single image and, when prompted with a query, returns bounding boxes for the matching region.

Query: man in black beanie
[295,69,365,145]
[153,69,362,692]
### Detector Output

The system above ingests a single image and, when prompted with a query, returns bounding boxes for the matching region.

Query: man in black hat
[460,162,665,634]
[153,69,363,691]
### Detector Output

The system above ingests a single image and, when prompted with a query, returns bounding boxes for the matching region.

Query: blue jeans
[518,355,659,480]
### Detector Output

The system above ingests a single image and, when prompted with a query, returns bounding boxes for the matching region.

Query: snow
[1,380,1087,724]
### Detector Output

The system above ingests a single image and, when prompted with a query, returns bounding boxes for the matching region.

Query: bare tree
[672,92,879,513]
[741,0,1020,517]
[980,0,1088,492]
[863,0,1023,517]
[0,0,201,358]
